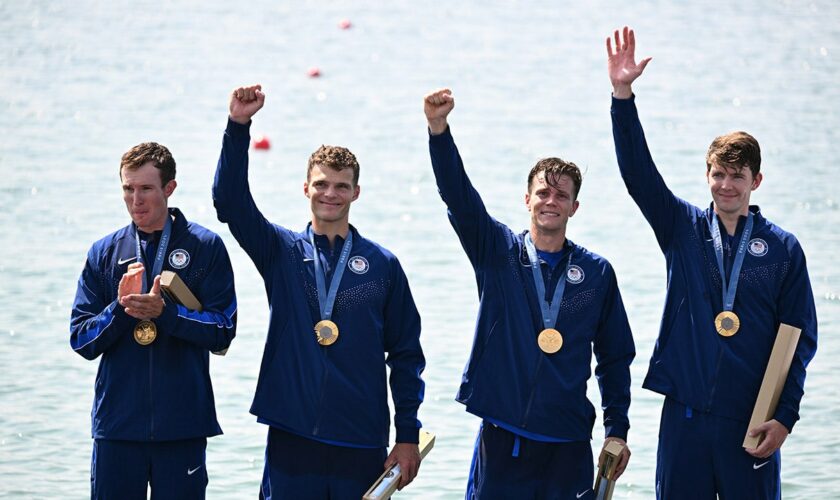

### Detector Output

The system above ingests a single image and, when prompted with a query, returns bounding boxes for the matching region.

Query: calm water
[1,1,838,498]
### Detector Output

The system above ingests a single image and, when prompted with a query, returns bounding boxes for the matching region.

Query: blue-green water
[1,1,838,498]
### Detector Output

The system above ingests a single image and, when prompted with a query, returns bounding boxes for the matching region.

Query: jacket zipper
[149,344,155,440]
[312,361,329,436]
[707,234,732,411]
[521,356,544,426]
[522,260,554,426]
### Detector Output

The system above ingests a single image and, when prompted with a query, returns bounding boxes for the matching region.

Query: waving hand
[607,26,651,99]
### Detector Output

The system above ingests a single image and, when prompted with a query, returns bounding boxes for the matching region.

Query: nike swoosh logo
[117,256,137,265]
[576,489,590,498]
[187,465,203,475]
[753,461,770,470]
[303,258,314,262]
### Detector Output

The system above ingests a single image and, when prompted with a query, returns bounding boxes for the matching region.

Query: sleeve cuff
[155,299,179,333]
[226,117,251,139]
[395,426,420,444]
[611,93,637,110]
[773,406,799,434]
[428,124,453,143]
[605,421,629,441]
[110,301,135,330]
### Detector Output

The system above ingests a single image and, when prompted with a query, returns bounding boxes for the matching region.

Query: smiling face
[304,164,360,226]
[525,172,579,235]
[121,162,176,232]
[707,162,762,218]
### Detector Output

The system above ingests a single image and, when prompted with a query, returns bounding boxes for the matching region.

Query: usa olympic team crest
[348,256,369,274]
[748,238,769,257]
[566,265,585,284]
[168,249,190,269]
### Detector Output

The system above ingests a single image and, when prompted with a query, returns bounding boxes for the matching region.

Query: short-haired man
[424,88,635,499]
[71,142,238,498]
[213,85,426,499]
[607,27,818,498]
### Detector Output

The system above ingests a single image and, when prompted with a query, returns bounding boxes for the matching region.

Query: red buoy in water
[307,67,321,78]
[253,135,271,150]
[338,19,352,30]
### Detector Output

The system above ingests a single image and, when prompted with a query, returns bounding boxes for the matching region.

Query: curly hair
[308,145,360,185]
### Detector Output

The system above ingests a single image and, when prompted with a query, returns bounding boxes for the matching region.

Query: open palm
[607,27,651,95]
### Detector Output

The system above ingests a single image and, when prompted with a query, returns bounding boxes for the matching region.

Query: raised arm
[425,88,507,269]
[213,85,279,276]
[608,28,688,251]
[607,26,652,99]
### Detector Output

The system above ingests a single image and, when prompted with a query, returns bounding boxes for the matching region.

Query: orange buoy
[253,135,271,150]
[338,19,352,30]
[307,67,321,78]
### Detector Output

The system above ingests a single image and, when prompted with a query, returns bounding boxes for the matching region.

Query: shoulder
[570,243,618,282]
[573,244,614,270]
[355,232,398,262]
[351,231,408,278]
[754,212,805,258]
[88,225,132,259]
[184,220,226,247]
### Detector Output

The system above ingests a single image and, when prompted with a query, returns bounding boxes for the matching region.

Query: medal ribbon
[524,233,572,330]
[309,226,354,321]
[711,211,753,312]
[134,214,172,293]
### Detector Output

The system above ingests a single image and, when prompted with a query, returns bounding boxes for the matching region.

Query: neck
[530,225,566,253]
[714,205,747,236]
[311,219,350,247]
[137,215,169,233]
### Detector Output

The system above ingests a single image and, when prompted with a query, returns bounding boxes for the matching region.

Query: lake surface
[1,1,838,497]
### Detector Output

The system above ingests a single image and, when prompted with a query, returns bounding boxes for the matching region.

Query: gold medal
[537,328,563,354]
[314,319,339,346]
[715,311,740,337]
[134,320,157,345]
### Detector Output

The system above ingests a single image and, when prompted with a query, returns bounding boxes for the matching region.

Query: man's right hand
[424,88,454,135]
[606,26,651,99]
[229,84,265,125]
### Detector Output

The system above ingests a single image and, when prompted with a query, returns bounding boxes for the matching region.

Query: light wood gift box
[743,323,801,449]
[160,271,228,356]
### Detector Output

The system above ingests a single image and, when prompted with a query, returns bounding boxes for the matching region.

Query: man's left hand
[599,437,631,480]
[120,275,165,320]
[745,419,788,458]
[384,442,421,491]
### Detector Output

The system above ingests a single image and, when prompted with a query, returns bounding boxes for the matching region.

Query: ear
[569,199,580,217]
[164,179,177,198]
[352,185,360,202]
[303,180,311,198]
[524,192,531,210]
[751,172,763,191]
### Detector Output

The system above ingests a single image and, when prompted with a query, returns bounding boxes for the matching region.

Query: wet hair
[527,157,582,199]
[706,131,761,177]
[120,142,176,186]
[307,145,360,185]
